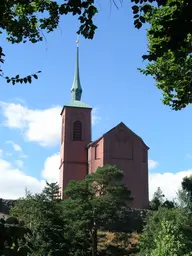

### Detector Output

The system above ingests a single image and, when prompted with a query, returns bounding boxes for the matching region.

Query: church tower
[59,41,92,198]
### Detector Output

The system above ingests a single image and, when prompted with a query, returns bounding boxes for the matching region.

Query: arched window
[73,120,82,141]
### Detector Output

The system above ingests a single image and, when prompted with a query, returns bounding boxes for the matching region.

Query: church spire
[71,38,82,101]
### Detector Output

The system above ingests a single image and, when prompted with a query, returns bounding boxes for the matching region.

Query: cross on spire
[76,35,79,47]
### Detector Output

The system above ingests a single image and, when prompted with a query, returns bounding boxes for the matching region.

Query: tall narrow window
[95,144,99,159]
[73,120,82,141]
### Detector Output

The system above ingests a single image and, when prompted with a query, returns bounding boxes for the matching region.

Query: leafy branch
[0,46,41,85]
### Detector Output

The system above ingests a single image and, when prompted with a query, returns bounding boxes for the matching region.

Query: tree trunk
[91,226,97,256]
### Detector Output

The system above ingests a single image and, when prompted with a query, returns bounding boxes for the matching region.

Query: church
[59,42,149,209]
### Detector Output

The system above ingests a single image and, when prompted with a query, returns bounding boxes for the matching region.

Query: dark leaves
[134,19,142,29]
[142,4,153,13]
[27,76,32,83]
[0,0,191,111]
[140,16,145,23]
[33,74,38,79]
[0,216,32,255]
[132,5,139,14]
[0,46,5,64]
[135,0,192,110]
[0,0,99,82]
[4,71,41,85]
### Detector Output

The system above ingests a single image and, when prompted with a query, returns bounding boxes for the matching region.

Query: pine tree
[11,182,69,255]
[63,165,133,256]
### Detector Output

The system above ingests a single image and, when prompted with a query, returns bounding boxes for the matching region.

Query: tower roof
[71,40,82,101]
[63,38,91,111]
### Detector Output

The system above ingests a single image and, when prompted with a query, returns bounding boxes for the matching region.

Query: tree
[150,219,192,256]
[63,164,133,256]
[1,1,192,111]
[0,0,97,85]
[11,182,68,256]
[149,187,175,211]
[132,0,192,110]
[0,216,32,255]
[138,206,192,255]
[177,188,189,208]
[138,207,184,254]
[182,175,192,202]
[177,175,192,210]
[149,187,165,210]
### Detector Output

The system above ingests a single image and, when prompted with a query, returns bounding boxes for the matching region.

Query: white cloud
[6,141,22,152]
[1,102,61,147]
[0,149,2,157]
[0,151,59,199]
[0,156,45,199]
[149,170,192,200]
[0,102,100,147]
[41,152,60,183]
[148,159,158,170]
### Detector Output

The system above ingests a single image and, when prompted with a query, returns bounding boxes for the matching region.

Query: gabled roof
[88,122,149,149]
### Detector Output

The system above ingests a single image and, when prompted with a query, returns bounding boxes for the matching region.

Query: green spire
[71,40,82,101]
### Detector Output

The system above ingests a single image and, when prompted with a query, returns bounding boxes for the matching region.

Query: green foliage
[138,205,192,255]
[177,188,189,208]
[149,187,176,210]
[0,0,98,85]
[0,216,32,255]
[176,175,192,212]
[138,207,185,253]
[0,198,16,215]
[3,171,192,255]
[182,175,192,207]
[11,182,68,255]
[9,166,132,256]
[133,0,192,110]
[105,207,148,233]
[1,0,192,112]
[149,187,165,210]
[63,164,133,256]
[150,219,192,256]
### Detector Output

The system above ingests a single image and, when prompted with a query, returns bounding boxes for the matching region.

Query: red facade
[59,105,149,208]
[87,122,149,209]
[59,106,91,197]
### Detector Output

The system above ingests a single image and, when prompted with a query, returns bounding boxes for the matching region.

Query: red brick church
[59,42,149,209]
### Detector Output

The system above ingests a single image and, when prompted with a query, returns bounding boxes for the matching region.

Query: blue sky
[0,1,192,200]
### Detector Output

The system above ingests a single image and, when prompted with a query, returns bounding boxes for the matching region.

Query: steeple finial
[76,35,79,47]
[71,35,82,101]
